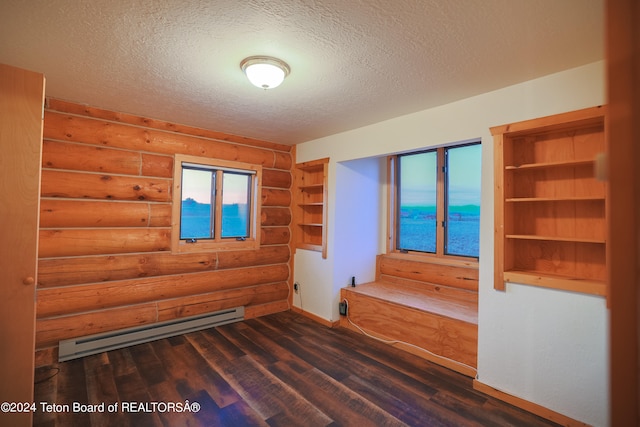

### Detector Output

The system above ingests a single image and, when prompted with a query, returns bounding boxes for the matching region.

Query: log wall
[36,99,293,363]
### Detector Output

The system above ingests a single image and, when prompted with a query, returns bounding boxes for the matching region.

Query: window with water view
[395,142,481,258]
[180,168,252,240]
[172,154,261,253]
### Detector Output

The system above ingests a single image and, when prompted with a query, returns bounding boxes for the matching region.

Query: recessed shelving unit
[492,106,607,297]
[294,158,329,258]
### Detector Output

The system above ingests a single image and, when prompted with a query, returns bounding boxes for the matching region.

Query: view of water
[398,205,480,257]
[180,200,248,239]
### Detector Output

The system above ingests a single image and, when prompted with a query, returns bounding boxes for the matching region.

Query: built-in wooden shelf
[293,158,329,258]
[505,197,605,202]
[503,270,606,297]
[492,105,607,297]
[505,159,595,170]
[505,235,606,244]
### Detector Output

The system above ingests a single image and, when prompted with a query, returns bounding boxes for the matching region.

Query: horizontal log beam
[37,264,289,317]
[41,169,172,202]
[262,169,292,189]
[36,303,158,348]
[43,139,140,175]
[261,227,291,245]
[40,199,171,228]
[37,245,289,288]
[156,282,289,321]
[261,188,291,207]
[245,300,290,319]
[46,98,293,154]
[39,228,171,258]
[44,112,282,169]
[261,207,292,227]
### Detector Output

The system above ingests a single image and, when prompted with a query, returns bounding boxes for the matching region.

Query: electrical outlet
[294,282,299,293]
[339,302,347,316]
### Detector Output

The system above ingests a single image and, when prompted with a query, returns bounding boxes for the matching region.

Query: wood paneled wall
[35,99,293,363]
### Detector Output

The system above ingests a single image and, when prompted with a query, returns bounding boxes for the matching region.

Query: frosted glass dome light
[240,56,290,89]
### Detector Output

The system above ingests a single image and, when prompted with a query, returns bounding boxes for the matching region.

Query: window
[172,154,261,253]
[390,141,481,259]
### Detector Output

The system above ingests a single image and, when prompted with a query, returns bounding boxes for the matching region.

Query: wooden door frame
[0,64,45,427]
[607,0,640,424]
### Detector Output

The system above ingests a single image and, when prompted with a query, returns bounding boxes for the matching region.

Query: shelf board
[503,270,606,297]
[505,159,595,170]
[506,234,606,244]
[299,184,324,190]
[296,242,323,252]
[505,196,605,203]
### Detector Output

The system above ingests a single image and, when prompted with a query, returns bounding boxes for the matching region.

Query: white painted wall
[331,158,382,318]
[294,61,608,426]
[292,157,383,321]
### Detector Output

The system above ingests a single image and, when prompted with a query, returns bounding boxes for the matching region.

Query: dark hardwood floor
[33,311,559,426]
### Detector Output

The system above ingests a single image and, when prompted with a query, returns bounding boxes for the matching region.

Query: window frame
[172,154,262,254]
[388,141,481,263]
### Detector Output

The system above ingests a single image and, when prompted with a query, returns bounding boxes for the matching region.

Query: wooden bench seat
[339,254,478,377]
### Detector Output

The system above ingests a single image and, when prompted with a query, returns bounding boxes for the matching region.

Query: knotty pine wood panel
[509,239,606,282]
[380,274,479,303]
[39,228,171,258]
[37,264,289,317]
[40,200,290,229]
[273,151,292,170]
[261,206,292,226]
[245,300,290,319]
[262,168,292,189]
[37,245,289,288]
[37,100,292,356]
[46,97,293,155]
[42,139,142,175]
[510,125,604,165]
[261,227,291,245]
[148,203,172,227]
[378,255,479,292]
[350,281,478,324]
[43,140,173,178]
[41,169,172,202]
[216,245,289,270]
[35,303,159,348]
[40,199,171,228]
[44,112,277,168]
[141,153,174,178]
[261,188,291,207]
[35,290,289,350]
[40,226,290,258]
[156,282,289,321]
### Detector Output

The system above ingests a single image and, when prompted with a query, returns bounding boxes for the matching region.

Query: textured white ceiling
[0,0,603,145]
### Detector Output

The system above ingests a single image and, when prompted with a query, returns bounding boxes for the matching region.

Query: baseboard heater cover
[58,306,245,362]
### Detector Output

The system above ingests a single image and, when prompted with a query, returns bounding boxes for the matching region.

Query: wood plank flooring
[33,311,559,426]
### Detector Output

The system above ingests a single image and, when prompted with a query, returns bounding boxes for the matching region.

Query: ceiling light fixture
[240,56,290,90]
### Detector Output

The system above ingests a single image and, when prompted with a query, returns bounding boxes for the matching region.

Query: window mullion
[213,170,223,241]
[436,148,446,257]
[247,174,254,237]
[388,156,397,253]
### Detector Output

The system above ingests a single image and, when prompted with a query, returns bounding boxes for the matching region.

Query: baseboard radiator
[58,306,245,362]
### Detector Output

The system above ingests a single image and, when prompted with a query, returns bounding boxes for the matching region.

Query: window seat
[339,254,478,377]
